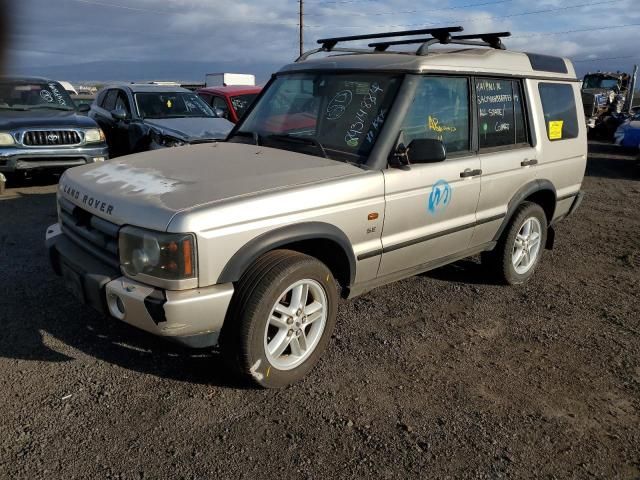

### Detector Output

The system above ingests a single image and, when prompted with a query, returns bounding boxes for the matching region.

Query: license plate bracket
[61,263,85,302]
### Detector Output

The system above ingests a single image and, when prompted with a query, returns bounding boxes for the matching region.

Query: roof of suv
[280,48,577,81]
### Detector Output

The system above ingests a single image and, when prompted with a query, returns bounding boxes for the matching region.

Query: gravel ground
[0,143,639,479]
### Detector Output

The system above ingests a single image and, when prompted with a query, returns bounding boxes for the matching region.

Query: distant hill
[6,60,282,84]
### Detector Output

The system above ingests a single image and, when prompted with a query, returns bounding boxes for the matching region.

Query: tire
[485,202,547,285]
[220,250,338,388]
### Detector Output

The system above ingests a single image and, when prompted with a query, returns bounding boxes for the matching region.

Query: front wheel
[220,250,338,388]
[485,202,547,285]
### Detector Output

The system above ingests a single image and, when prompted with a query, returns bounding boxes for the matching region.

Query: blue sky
[6,0,640,81]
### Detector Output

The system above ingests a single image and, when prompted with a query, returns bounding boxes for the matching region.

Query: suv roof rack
[296,27,511,62]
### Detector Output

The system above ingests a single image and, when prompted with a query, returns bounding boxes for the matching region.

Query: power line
[304,0,513,14]
[573,55,640,63]
[305,0,617,23]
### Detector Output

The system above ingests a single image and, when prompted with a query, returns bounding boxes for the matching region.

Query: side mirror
[111,109,128,121]
[77,104,90,113]
[405,138,447,164]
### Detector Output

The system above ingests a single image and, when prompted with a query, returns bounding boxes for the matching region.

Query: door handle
[460,168,482,178]
[521,159,538,167]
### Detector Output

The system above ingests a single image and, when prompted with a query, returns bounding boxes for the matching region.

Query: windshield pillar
[366,74,414,170]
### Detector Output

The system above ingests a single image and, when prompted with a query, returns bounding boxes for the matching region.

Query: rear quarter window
[538,83,579,141]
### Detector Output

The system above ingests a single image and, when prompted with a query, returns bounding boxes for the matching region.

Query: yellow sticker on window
[549,120,564,140]
[166,99,172,108]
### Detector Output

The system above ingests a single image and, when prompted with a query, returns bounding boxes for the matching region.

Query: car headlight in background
[0,132,15,146]
[151,131,186,148]
[119,226,196,283]
[84,128,105,144]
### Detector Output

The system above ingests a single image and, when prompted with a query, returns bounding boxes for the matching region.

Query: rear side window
[538,83,579,141]
[476,78,528,149]
[401,76,470,154]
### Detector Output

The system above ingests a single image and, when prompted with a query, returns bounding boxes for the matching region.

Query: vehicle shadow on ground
[422,257,502,286]
[586,142,639,181]
[0,190,247,389]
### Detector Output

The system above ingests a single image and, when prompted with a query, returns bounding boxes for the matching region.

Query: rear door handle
[460,168,482,178]
[521,159,538,167]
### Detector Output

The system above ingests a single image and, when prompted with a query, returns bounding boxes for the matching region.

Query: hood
[0,109,98,130]
[616,119,640,148]
[143,117,233,142]
[58,142,362,231]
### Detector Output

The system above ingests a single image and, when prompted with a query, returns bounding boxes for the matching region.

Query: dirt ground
[0,143,638,479]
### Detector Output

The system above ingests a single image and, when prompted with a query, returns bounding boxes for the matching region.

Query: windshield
[135,92,216,119]
[231,93,259,118]
[583,75,620,90]
[233,72,402,163]
[0,80,76,111]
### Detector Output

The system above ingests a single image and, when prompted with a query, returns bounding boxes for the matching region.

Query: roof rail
[369,32,511,55]
[296,26,463,62]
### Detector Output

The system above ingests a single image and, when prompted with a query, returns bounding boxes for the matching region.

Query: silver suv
[46,27,587,387]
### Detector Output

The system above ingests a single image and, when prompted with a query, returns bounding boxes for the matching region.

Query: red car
[197,85,262,124]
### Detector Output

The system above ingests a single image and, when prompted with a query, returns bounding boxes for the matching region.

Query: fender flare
[217,222,357,286]
[492,179,557,242]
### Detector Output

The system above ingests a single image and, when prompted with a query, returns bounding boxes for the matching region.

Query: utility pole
[299,0,304,57]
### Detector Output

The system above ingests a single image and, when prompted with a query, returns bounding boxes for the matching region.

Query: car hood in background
[58,142,362,231]
[144,117,233,142]
[0,109,98,130]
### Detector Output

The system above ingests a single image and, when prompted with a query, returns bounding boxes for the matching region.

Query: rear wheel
[220,250,338,388]
[485,202,547,285]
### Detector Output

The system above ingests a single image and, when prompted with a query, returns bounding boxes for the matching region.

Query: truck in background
[205,73,256,88]
[581,65,638,138]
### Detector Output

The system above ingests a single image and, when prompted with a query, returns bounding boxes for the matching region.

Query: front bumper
[46,223,234,348]
[0,144,109,173]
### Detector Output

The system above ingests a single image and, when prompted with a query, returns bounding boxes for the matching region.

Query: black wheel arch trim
[217,222,357,286]
[492,179,556,242]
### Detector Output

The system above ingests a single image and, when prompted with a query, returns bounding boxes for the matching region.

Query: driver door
[378,75,482,277]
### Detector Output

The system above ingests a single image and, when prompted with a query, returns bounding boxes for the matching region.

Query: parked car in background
[197,85,262,123]
[89,83,233,157]
[614,112,640,150]
[0,76,108,177]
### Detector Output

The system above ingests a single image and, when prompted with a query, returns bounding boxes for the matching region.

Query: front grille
[23,130,82,146]
[58,196,120,269]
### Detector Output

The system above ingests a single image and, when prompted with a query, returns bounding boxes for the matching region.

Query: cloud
[5,0,640,79]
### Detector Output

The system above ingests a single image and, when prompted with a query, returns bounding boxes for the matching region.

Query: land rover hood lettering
[60,183,115,215]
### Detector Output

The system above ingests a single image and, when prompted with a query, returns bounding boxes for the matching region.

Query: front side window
[235,72,402,163]
[0,80,75,111]
[102,89,118,110]
[476,78,528,149]
[135,92,216,119]
[538,83,579,141]
[114,91,131,116]
[400,76,470,154]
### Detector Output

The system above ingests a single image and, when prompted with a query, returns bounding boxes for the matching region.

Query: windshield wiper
[27,105,74,111]
[264,134,328,159]
[0,106,29,111]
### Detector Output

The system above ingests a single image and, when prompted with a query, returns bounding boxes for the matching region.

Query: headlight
[119,226,196,283]
[152,131,185,148]
[0,132,15,146]
[85,128,105,144]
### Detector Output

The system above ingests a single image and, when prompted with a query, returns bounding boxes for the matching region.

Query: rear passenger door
[378,76,482,277]
[471,78,538,247]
